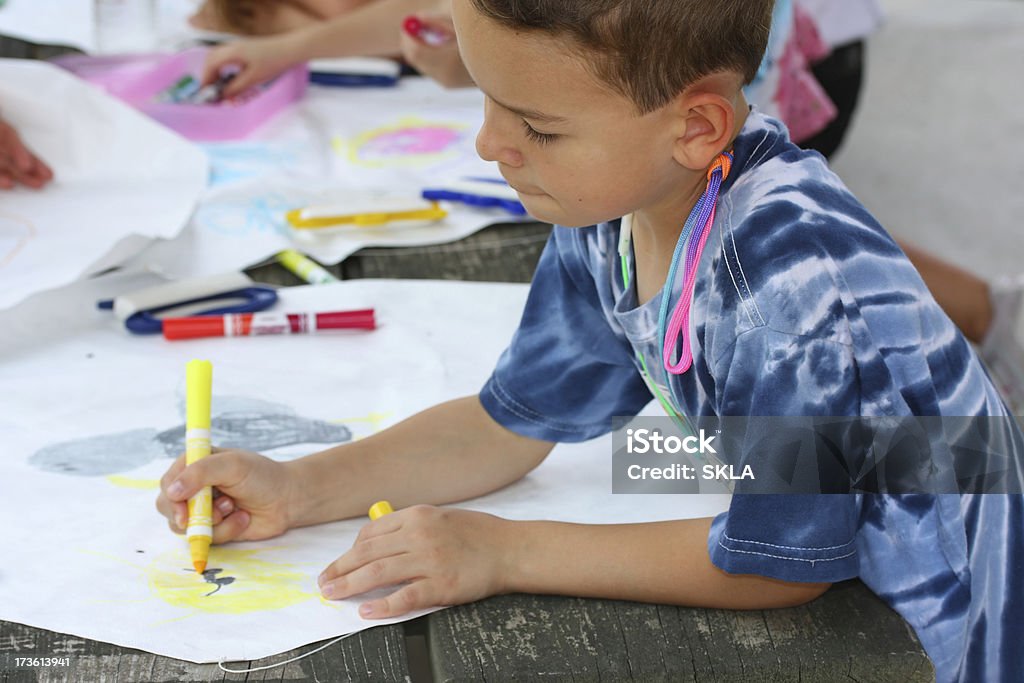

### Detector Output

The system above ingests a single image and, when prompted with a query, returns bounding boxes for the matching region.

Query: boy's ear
[670,89,737,172]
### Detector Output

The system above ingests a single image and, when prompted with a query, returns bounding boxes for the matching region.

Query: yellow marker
[368,500,394,520]
[185,359,213,574]
[276,249,338,285]
[285,202,448,229]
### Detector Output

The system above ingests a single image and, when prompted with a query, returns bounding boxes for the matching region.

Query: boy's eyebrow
[487,93,567,124]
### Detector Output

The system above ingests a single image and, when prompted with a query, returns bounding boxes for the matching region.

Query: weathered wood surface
[0,620,410,683]
[426,581,933,683]
[0,35,82,60]
[247,222,553,286]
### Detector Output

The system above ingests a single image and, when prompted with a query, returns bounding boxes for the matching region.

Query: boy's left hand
[318,505,513,618]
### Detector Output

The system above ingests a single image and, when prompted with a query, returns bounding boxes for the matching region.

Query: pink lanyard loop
[661,152,733,375]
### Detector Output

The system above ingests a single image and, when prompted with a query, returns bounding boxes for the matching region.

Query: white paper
[0,279,729,663]
[122,78,527,280]
[0,59,208,309]
[0,0,210,54]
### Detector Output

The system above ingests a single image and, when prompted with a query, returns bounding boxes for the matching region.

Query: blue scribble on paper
[202,143,301,188]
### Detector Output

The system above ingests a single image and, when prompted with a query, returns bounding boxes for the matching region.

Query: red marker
[402,16,450,46]
[162,309,376,341]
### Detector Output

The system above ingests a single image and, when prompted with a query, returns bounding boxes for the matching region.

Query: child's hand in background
[157,448,295,543]
[400,14,475,89]
[201,33,304,98]
[0,117,53,190]
[318,505,512,617]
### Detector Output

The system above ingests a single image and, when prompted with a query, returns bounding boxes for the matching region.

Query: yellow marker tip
[193,561,207,574]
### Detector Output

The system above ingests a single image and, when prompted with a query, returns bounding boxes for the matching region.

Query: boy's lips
[505,180,544,196]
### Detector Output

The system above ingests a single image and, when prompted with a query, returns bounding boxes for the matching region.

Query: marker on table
[368,500,394,520]
[308,58,401,87]
[163,309,376,340]
[422,180,527,216]
[402,16,451,47]
[286,201,448,229]
[185,359,213,574]
[276,249,339,285]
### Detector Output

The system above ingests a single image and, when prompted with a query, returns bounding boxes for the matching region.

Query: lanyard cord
[658,152,733,375]
[617,216,687,428]
[617,152,734,420]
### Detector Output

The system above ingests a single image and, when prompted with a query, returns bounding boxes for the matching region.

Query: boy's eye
[521,120,559,146]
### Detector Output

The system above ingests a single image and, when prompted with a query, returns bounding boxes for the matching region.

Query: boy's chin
[521,198,605,229]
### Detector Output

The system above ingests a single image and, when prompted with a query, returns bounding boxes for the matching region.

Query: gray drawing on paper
[29,396,352,476]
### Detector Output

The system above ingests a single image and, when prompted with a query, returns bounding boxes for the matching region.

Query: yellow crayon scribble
[147,547,318,615]
[332,411,392,433]
[106,475,161,490]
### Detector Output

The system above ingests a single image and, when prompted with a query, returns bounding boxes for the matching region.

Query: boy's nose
[476,105,524,168]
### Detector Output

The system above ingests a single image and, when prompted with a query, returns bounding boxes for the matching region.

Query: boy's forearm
[284,395,553,527]
[289,0,447,60]
[502,517,830,610]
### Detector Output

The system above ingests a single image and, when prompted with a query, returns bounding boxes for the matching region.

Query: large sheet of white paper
[0,59,208,309]
[0,278,729,663]
[123,79,518,280]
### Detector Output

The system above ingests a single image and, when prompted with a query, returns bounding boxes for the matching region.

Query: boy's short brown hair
[469,0,775,113]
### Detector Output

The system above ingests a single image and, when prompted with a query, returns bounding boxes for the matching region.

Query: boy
[157,1,1023,680]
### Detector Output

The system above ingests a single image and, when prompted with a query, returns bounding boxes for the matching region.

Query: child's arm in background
[156,395,553,540]
[202,0,447,97]
[400,13,476,89]
[0,115,52,190]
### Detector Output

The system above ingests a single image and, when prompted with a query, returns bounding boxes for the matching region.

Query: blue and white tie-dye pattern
[479,111,1024,682]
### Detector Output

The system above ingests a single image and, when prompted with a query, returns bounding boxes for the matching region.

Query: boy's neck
[631,104,748,305]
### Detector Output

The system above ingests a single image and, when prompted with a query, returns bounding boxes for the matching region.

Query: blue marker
[422,179,527,216]
[308,58,401,88]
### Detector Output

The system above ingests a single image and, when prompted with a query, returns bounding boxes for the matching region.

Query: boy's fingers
[211,510,251,544]
[167,501,189,531]
[165,452,246,502]
[319,532,404,586]
[354,512,402,544]
[159,455,188,492]
[320,555,410,602]
[360,582,432,619]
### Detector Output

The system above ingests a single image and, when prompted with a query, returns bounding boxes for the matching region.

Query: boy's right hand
[201,34,303,98]
[156,449,294,544]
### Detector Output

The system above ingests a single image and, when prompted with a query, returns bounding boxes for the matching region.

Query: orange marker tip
[193,561,207,574]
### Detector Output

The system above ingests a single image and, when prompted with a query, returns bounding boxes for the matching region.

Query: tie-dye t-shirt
[479,110,1023,683]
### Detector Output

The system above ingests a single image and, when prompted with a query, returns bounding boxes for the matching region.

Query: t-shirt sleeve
[480,229,652,443]
[706,327,863,583]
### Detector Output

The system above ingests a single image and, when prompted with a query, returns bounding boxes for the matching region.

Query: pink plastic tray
[53,49,307,141]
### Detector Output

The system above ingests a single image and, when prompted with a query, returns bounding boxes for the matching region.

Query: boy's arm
[321,507,830,617]
[286,395,555,526]
[506,518,832,610]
